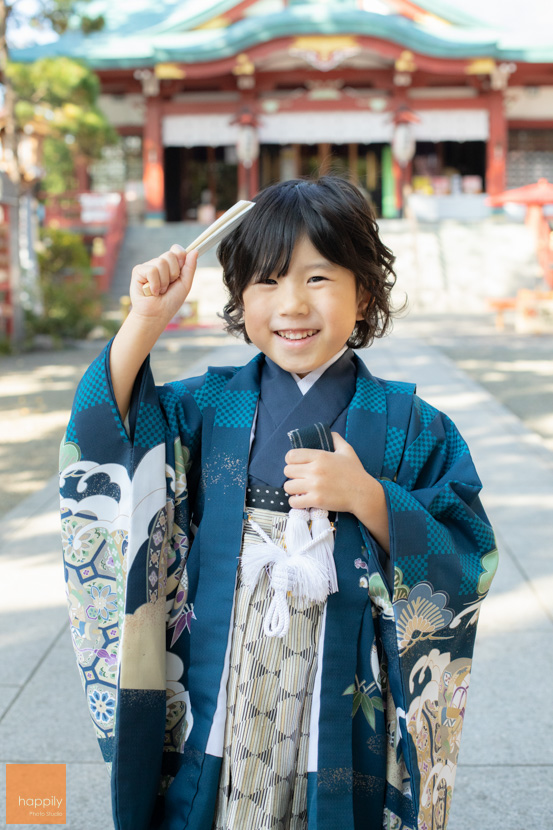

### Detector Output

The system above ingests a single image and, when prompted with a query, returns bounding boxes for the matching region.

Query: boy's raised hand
[109,245,198,422]
[129,244,198,328]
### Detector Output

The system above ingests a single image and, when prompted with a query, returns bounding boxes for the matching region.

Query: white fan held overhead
[142,200,255,296]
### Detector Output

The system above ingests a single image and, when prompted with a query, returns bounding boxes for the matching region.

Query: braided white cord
[243,515,335,638]
[247,517,334,557]
[263,563,290,637]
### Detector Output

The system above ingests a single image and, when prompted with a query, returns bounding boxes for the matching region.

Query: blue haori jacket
[59,343,497,830]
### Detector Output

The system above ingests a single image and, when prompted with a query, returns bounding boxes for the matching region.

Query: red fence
[44,191,127,293]
[0,203,12,340]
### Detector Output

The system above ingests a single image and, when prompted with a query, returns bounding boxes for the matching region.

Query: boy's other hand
[283,432,369,515]
[283,432,390,552]
[129,245,198,327]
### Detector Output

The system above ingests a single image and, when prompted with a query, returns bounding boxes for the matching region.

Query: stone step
[107,222,220,308]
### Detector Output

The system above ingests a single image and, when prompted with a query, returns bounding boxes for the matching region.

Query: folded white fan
[142,200,254,296]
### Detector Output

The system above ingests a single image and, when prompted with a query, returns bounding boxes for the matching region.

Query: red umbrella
[487,178,553,207]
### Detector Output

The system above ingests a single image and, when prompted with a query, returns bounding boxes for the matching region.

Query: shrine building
[12,0,553,221]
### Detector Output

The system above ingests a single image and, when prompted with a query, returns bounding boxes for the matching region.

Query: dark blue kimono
[59,343,497,830]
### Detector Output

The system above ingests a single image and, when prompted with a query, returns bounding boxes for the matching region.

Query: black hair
[217,175,397,348]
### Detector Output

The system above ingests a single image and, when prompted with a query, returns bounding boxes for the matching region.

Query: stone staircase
[106,222,220,310]
[379,215,541,315]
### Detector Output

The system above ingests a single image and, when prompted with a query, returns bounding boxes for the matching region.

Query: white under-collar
[291,346,348,396]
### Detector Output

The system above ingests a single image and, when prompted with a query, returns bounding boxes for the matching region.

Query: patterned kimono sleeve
[366,394,498,830]
[59,340,203,830]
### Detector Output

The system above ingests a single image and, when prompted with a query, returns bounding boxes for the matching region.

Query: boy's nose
[277,285,309,316]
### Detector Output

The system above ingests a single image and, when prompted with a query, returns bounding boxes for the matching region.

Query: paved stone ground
[401,312,553,454]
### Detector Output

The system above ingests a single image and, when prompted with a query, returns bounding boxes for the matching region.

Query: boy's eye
[308,275,327,283]
[258,277,278,285]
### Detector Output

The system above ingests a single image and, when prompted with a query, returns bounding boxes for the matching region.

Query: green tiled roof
[408,0,492,28]
[10,0,553,67]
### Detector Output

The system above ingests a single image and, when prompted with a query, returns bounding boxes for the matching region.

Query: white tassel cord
[262,561,291,638]
[309,508,338,594]
[284,508,312,554]
[241,512,337,638]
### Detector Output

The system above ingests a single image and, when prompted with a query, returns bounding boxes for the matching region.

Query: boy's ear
[356,289,372,321]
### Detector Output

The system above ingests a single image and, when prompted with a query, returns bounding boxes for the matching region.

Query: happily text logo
[6,764,66,825]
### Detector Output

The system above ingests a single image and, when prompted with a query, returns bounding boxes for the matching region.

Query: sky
[449,0,553,33]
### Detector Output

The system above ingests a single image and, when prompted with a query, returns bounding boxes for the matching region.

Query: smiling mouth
[275,329,319,340]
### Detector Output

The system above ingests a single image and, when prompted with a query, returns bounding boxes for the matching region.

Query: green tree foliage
[5,0,104,40]
[41,135,76,193]
[2,0,116,191]
[32,0,105,35]
[7,55,118,191]
[28,226,102,339]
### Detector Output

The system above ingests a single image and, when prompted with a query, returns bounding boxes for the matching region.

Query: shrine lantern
[391,106,419,217]
[237,123,259,170]
[392,122,416,169]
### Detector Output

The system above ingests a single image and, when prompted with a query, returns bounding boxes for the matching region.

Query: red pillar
[237,157,259,201]
[486,91,507,197]
[143,96,165,221]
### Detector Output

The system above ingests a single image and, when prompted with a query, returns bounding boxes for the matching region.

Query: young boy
[60,177,497,830]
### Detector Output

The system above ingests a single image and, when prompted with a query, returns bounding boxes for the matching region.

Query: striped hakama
[213,506,325,830]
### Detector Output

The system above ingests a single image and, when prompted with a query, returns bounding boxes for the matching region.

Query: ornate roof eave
[150,37,477,81]
[398,0,492,28]
[12,7,553,71]
[143,0,262,34]
[145,0,492,34]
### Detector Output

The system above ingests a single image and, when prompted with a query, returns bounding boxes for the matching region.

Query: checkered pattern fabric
[213,507,323,830]
[384,482,423,513]
[413,395,439,429]
[68,351,129,445]
[383,380,413,396]
[425,514,456,557]
[158,386,200,456]
[429,487,469,523]
[383,427,406,476]
[395,554,428,586]
[404,428,439,485]
[459,551,485,596]
[193,372,230,413]
[467,512,496,555]
[74,354,111,412]
[134,402,167,449]
[440,416,470,467]
[349,377,386,414]
[214,389,259,429]
[65,417,78,444]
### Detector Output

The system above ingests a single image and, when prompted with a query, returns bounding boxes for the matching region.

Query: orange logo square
[6,764,66,825]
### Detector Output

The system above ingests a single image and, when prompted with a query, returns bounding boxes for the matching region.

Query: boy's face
[242,236,368,377]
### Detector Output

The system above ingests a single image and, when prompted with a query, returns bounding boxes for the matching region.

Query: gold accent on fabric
[119,599,166,690]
